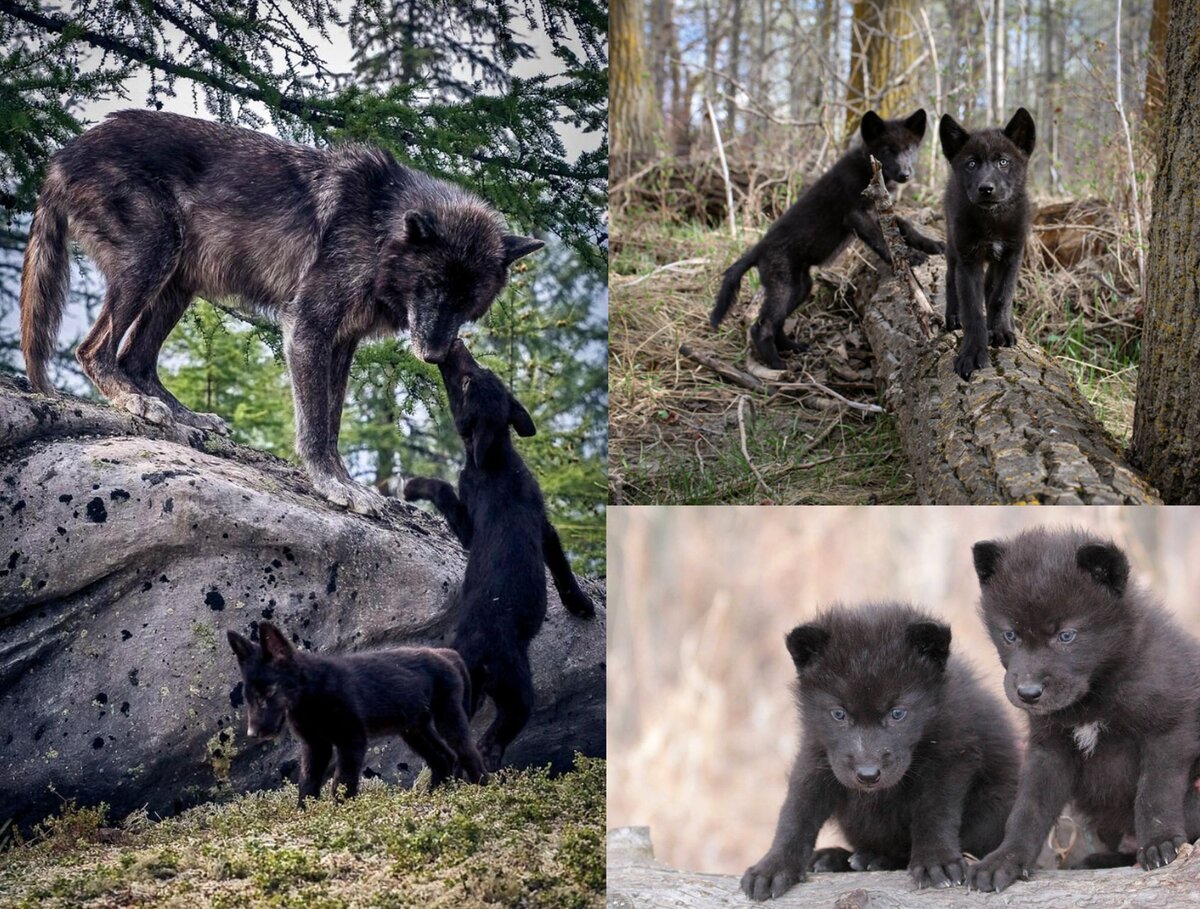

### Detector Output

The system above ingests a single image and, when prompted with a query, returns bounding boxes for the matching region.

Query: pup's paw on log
[848,850,904,872]
[1138,834,1187,870]
[908,854,966,889]
[954,340,989,381]
[967,850,1028,892]
[741,850,808,900]
[809,847,852,873]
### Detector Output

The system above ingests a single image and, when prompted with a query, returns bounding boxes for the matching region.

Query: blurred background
[607,505,1200,873]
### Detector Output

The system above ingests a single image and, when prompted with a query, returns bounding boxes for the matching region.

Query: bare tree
[610,0,661,170]
[846,0,923,135]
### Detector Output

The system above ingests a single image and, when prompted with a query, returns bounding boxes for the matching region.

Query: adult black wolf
[710,109,944,369]
[939,108,1035,380]
[19,110,543,515]
[741,603,1018,900]
[968,528,1200,892]
[403,339,595,771]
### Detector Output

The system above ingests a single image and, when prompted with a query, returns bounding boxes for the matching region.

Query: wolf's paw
[741,851,807,900]
[906,248,930,266]
[776,336,809,354]
[403,477,440,502]
[809,847,852,873]
[909,854,966,889]
[119,392,174,426]
[562,589,597,619]
[177,409,230,435]
[848,851,904,872]
[989,327,1017,348]
[314,474,385,517]
[1138,835,1186,870]
[967,850,1028,892]
[954,342,988,380]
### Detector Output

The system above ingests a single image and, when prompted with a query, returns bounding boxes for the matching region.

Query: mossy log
[607,827,1200,908]
[0,377,605,831]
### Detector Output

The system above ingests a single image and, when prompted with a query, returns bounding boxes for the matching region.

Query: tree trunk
[1132,0,1200,504]
[1142,0,1169,130]
[725,0,744,132]
[993,0,1006,116]
[608,827,1200,909]
[610,0,662,172]
[846,0,922,136]
[0,377,606,831]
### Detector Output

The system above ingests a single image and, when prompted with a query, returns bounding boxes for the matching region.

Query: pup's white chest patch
[990,241,1005,260]
[1073,722,1103,757]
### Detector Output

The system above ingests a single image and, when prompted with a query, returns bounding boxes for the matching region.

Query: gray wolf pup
[710,109,944,369]
[938,108,1035,380]
[968,528,1200,891]
[742,603,1018,900]
[19,110,543,514]
[227,621,486,803]
[404,339,595,771]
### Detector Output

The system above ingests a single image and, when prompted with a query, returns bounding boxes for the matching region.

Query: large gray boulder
[0,377,605,830]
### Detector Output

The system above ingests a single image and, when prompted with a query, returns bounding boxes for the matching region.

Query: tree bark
[0,377,606,830]
[610,0,662,173]
[607,827,1200,909]
[1142,0,1169,130]
[1131,0,1200,504]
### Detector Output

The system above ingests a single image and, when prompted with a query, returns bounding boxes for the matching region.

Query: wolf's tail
[20,168,70,393]
[709,245,760,329]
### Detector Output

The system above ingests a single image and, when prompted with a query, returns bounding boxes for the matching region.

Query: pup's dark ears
[1003,108,1036,156]
[503,235,544,266]
[509,395,536,437]
[939,113,970,160]
[903,108,927,139]
[227,630,255,663]
[972,540,1006,585]
[1077,542,1129,596]
[404,209,437,243]
[907,621,952,671]
[259,622,296,664]
[860,110,886,145]
[786,624,830,669]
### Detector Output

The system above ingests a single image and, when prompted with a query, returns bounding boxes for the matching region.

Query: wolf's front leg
[331,737,367,801]
[907,764,974,888]
[952,261,989,380]
[896,217,946,262]
[846,209,894,265]
[985,250,1022,348]
[298,739,333,806]
[543,519,595,618]
[1134,731,1193,869]
[403,477,473,547]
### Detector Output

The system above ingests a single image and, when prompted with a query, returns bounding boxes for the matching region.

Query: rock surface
[0,377,605,830]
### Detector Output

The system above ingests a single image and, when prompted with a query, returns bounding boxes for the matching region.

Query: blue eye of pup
[1058,629,1077,644]
[890,708,907,722]
[830,708,847,722]
[998,157,1009,166]
[966,160,977,169]
[1003,630,1017,643]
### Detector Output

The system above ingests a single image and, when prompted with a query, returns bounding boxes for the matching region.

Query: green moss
[192,622,217,652]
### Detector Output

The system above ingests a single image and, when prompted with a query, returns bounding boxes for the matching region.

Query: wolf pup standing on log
[938,108,1035,380]
[968,528,1200,892]
[404,339,595,771]
[741,603,1018,900]
[709,109,944,369]
[18,110,543,515]
[227,622,486,804]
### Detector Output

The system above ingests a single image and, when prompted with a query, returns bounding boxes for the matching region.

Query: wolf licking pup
[19,110,544,515]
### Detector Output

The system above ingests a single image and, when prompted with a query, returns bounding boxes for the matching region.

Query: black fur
[742,603,1018,900]
[403,340,595,770]
[939,108,1035,380]
[710,110,944,369]
[227,622,485,804]
[968,528,1200,892]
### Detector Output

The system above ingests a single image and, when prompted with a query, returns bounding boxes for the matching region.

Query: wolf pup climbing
[939,108,1035,380]
[710,109,944,369]
[404,339,595,771]
[19,110,543,515]
[227,622,486,803]
[968,528,1200,892]
[741,603,1018,901]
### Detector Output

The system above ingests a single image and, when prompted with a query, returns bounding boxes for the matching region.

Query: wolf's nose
[855,765,881,785]
[1017,683,1044,703]
[897,171,911,182]
[978,183,995,196]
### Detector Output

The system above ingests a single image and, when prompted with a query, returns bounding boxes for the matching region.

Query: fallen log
[607,827,1200,909]
[850,168,1158,504]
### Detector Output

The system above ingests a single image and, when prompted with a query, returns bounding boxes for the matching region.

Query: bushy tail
[20,170,70,393]
[709,245,760,329]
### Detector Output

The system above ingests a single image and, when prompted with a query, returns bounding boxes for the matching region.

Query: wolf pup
[968,528,1200,892]
[742,603,1018,900]
[404,340,595,770]
[19,110,543,515]
[227,622,486,803]
[710,110,944,369]
[938,108,1035,380]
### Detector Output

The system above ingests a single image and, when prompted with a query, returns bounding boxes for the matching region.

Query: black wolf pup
[227,622,486,803]
[939,108,1035,380]
[20,110,543,515]
[403,340,595,770]
[710,110,944,369]
[742,603,1018,900]
[968,528,1200,892]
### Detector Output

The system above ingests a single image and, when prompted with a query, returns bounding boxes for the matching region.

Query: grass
[0,758,604,909]
[610,199,1143,504]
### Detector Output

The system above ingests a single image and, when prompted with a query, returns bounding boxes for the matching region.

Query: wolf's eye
[997,157,1010,167]
[890,708,908,722]
[830,708,847,722]
[1002,630,1017,644]
[1058,629,1077,644]
[966,159,977,169]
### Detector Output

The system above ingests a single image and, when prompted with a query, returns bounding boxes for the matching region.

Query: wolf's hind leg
[810,847,852,872]
[404,716,457,787]
[774,272,812,354]
[477,658,535,773]
[330,737,366,800]
[749,272,794,369]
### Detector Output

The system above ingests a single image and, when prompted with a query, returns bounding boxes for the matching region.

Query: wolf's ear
[1003,108,1036,156]
[903,109,927,139]
[972,541,1006,585]
[939,114,969,160]
[859,111,886,144]
[786,624,830,670]
[227,630,255,664]
[259,622,296,665]
[404,210,437,244]
[1076,542,1129,596]
[508,395,536,437]
[907,621,952,670]
[502,235,544,266]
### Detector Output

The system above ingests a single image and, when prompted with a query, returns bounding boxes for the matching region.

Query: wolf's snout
[1017,682,1044,703]
[854,765,882,786]
[895,171,911,183]
[978,183,995,197]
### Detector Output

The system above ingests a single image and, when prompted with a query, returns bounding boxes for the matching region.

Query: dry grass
[606,507,1200,875]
